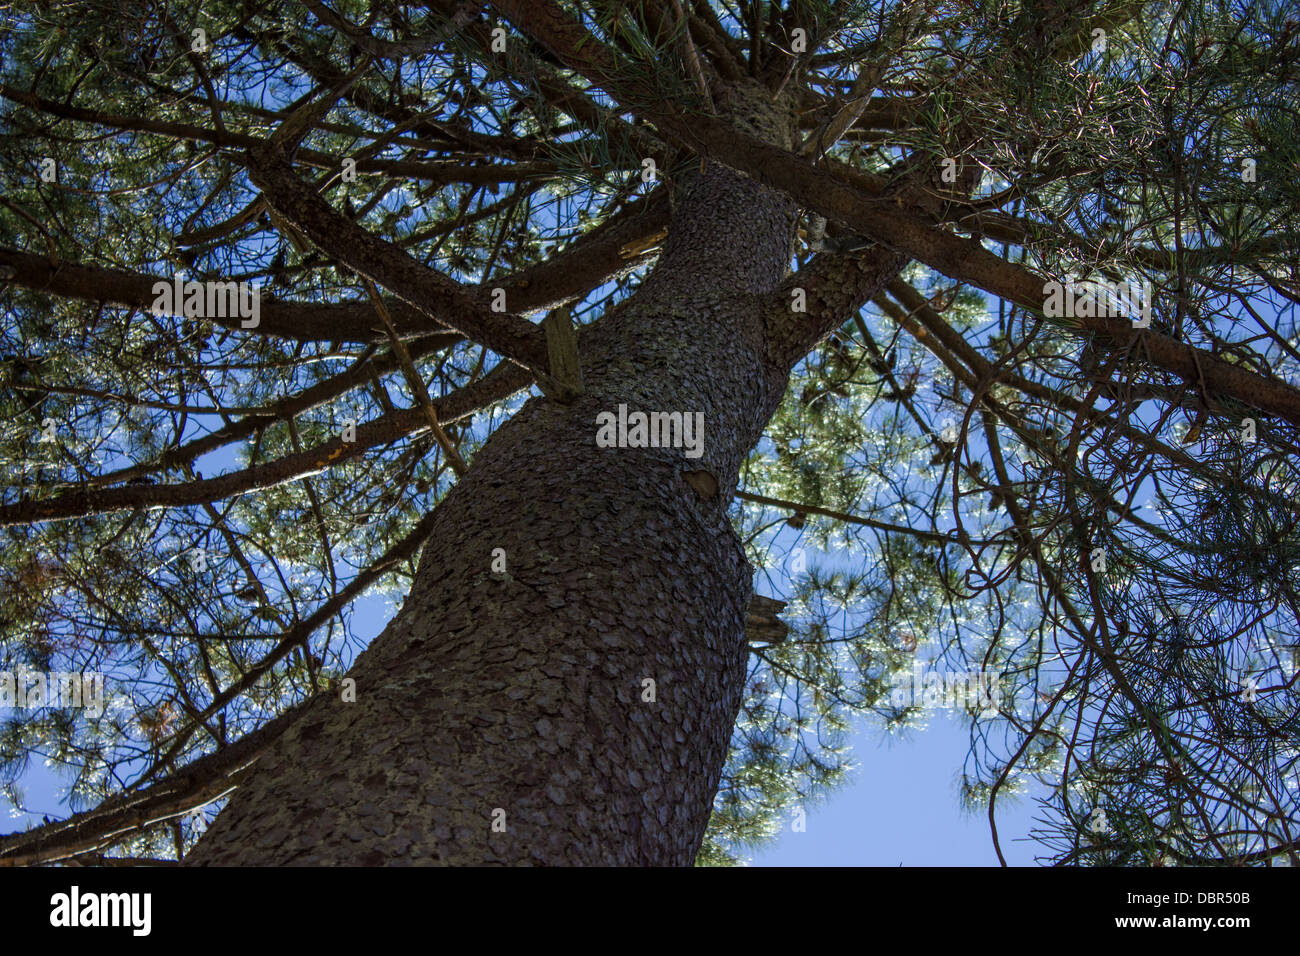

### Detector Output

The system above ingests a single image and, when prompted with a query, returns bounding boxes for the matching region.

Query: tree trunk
[188,85,803,865]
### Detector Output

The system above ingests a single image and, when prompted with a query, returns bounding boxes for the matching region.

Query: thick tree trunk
[188,85,803,865]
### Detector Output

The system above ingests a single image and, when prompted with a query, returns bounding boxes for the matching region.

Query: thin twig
[363,278,468,477]
[667,0,714,112]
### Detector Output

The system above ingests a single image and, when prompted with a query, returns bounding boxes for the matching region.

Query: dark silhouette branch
[0,361,532,527]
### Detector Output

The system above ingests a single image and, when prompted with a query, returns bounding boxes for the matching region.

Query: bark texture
[187,82,811,865]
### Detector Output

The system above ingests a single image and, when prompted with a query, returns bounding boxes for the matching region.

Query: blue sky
[750,713,1045,866]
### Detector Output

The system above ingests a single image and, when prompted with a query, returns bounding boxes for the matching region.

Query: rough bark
[186,82,815,866]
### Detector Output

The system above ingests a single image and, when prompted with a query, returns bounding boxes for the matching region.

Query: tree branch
[763,246,909,368]
[0,361,531,527]
[0,85,549,186]
[0,245,450,343]
[494,0,1300,428]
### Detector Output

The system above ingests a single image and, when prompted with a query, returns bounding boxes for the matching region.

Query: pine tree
[0,0,1298,866]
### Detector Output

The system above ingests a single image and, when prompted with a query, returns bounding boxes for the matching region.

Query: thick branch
[246,140,549,371]
[0,702,306,866]
[0,245,448,343]
[764,246,909,368]
[1,191,666,343]
[0,362,531,527]
[0,86,548,186]
[493,0,1300,428]
[86,333,458,487]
